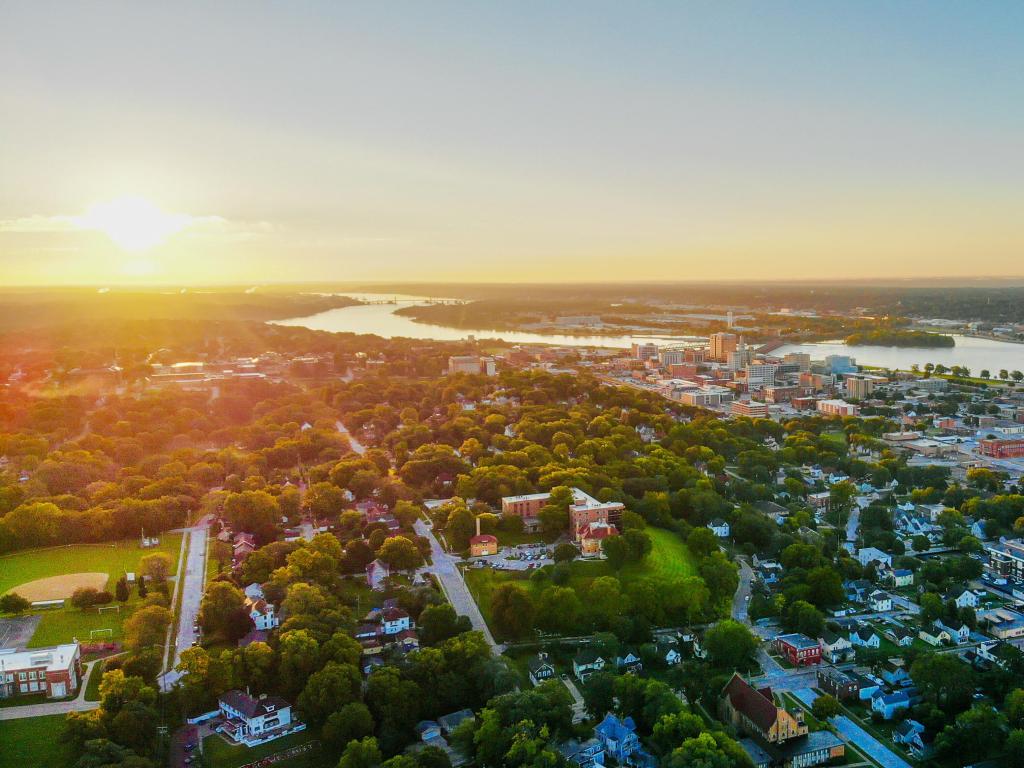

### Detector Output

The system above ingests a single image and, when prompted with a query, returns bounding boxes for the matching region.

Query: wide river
[275,293,1024,373]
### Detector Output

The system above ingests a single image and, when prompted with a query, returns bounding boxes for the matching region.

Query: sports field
[0,535,182,648]
[0,535,182,597]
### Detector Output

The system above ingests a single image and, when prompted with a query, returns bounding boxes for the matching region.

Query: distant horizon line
[5,275,1024,291]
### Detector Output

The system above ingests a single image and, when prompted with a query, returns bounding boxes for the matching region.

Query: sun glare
[76,196,190,251]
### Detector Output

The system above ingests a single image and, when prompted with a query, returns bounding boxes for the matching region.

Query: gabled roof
[721,673,779,733]
[220,689,290,719]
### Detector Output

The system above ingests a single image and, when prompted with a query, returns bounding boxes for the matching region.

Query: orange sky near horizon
[2,3,1022,286]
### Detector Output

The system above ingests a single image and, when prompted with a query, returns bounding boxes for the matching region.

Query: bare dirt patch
[8,572,109,601]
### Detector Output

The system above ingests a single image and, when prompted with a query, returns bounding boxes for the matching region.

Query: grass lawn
[84,658,106,701]
[0,534,183,596]
[0,714,75,768]
[465,526,698,638]
[619,527,697,581]
[821,430,848,447]
[204,730,330,768]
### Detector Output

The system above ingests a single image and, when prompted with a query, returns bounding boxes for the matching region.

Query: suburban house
[366,559,391,591]
[414,720,442,742]
[217,690,298,747]
[0,643,82,699]
[774,634,822,666]
[573,649,607,681]
[558,738,605,768]
[657,640,682,666]
[381,607,412,635]
[615,650,643,674]
[594,714,639,762]
[245,597,279,631]
[856,547,892,568]
[919,624,952,646]
[528,653,557,685]
[719,673,808,744]
[881,660,910,687]
[232,532,257,567]
[870,690,910,720]
[868,590,892,612]
[893,719,926,746]
[946,586,980,609]
[437,709,474,735]
[851,672,881,701]
[933,619,970,644]
[707,518,730,538]
[883,626,915,647]
[849,623,881,648]
[889,568,914,587]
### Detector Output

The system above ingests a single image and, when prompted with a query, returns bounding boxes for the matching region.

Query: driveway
[790,687,912,768]
[0,660,99,721]
[560,675,587,723]
[414,519,502,651]
[160,517,210,691]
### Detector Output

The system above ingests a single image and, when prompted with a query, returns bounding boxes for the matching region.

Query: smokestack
[476,516,481,537]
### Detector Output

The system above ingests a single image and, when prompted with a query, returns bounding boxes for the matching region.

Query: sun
[76,196,190,251]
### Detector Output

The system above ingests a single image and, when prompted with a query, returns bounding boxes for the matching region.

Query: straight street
[731,558,753,622]
[414,518,502,652]
[159,516,210,691]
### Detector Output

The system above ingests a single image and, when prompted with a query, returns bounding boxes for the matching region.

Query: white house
[946,587,979,609]
[218,690,296,747]
[869,590,892,612]
[849,624,880,648]
[245,598,279,631]
[871,690,910,720]
[707,519,730,538]
[857,547,892,568]
[381,607,411,635]
[933,619,970,644]
[366,559,391,591]
[889,568,914,588]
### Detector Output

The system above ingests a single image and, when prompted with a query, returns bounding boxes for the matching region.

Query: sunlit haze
[2,2,1022,285]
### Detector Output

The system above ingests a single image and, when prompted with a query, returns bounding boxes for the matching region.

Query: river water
[274,293,1024,373]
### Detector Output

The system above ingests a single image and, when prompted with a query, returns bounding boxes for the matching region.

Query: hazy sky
[2,2,1022,285]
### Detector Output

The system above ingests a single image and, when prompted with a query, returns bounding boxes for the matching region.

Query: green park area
[465,527,697,637]
[0,714,74,768]
[204,730,331,768]
[0,534,182,647]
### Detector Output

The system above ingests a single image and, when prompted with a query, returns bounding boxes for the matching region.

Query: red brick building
[980,439,1024,458]
[0,643,82,699]
[774,633,822,666]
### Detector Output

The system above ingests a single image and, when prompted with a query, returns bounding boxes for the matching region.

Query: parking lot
[467,543,554,571]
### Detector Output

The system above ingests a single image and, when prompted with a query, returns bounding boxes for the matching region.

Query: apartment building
[710,332,739,362]
[817,399,859,417]
[731,400,769,418]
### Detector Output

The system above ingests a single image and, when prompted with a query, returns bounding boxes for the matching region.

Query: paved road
[414,518,501,651]
[732,558,753,622]
[336,420,367,455]
[0,660,99,720]
[847,501,862,544]
[160,517,210,691]
[791,687,912,768]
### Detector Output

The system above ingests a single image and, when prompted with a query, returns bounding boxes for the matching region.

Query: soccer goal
[97,604,121,614]
[90,628,114,639]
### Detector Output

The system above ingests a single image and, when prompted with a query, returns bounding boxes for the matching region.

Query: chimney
[476,516,481,537]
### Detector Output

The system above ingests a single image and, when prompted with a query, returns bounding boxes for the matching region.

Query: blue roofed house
[594,714,639,762]
[615,650,643,674]
[871,690,910,720]
[889,568,914,588]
